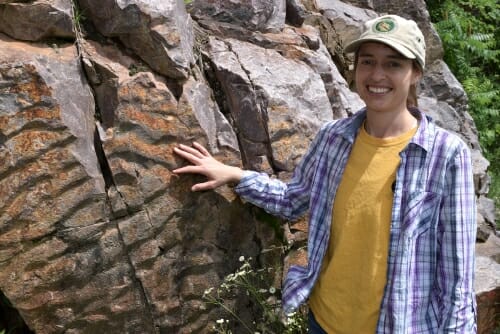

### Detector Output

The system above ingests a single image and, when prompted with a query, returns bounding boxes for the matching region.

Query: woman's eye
[387,62,402,68]
[360,59,374,66]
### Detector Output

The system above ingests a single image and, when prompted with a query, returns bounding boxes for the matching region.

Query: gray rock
[474,255,500,333]
[188,0,286,33]
[314,0,377,47]
[0,0,74,41]
[286,0,308,27]
[78,0,194,79]
[0,0,497,333]
[478,195,497,228]
[206,36,333,172]
[0,34,119,333]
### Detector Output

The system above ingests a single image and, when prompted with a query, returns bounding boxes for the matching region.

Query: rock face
[0,0,497,333]
[476,235,500,334]
[78,0,194,79]
[188,0,286,33]
[0,0,74,41]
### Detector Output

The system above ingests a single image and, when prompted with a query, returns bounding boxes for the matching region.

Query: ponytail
[407,84,418,108]
[407,61,423,108]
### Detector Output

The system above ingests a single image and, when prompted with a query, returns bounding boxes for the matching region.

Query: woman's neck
[364,109,418,139]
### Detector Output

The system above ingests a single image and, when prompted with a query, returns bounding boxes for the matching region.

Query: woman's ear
[411,63,423,85]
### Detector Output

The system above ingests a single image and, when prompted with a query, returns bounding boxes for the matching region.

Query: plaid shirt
[234,109,476,333]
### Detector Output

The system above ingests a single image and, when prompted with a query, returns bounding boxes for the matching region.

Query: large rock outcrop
[0,0,497,333]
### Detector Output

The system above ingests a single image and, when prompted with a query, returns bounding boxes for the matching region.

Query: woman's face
[355,42,421,115]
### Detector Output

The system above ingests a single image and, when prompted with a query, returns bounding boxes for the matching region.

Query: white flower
[239,255,245,262]
[216,319,225,324]
[269,287,276,294]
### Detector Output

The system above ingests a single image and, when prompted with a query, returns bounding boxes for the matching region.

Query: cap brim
[344,37,416,60]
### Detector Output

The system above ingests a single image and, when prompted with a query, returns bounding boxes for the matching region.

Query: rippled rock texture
[0,0,497,333]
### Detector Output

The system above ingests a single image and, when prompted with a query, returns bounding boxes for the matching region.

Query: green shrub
[427,0,500,227]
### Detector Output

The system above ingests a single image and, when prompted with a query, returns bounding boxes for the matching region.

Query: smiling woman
[352,42,421,137]
[174,14,477,334]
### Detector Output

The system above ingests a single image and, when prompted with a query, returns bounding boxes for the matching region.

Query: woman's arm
[234,122,332,220]
[437,145,477,333]
[173,121,334,220]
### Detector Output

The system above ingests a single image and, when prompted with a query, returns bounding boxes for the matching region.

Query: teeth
[368,86,391,94]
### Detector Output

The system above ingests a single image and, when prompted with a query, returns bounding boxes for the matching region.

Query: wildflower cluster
[212,318,231,334]
[203,255,307,334]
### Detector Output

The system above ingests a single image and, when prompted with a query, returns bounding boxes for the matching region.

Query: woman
[173,15,477,333]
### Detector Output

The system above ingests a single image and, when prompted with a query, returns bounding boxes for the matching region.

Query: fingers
[192,142,210,156]
[173,147,197,165]
[173,146,203,167]
[172,165,204,175]
[192,180,219,192]
[174,144,202,160]
[172,142,212,176]
[180,142,210,157]
[172,142,224,192]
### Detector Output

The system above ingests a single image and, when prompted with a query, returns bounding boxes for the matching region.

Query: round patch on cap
[373,18,396,33]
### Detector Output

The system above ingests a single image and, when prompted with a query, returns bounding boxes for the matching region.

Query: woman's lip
[367,86,391,94]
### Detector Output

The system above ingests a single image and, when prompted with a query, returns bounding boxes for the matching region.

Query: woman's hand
[173,142,243,191]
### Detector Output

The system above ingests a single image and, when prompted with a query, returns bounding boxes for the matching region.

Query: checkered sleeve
[234,122,332,220]
[437,143,477,333]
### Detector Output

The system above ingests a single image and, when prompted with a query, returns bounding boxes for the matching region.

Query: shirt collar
[339,107,433,153]
[408,107,433,153]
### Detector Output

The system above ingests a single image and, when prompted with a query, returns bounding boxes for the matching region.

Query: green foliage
[70,0,86,58]
[427,0,500,226]
[427,0,499,157]
[72,3,86,25]
[203,256,308,333]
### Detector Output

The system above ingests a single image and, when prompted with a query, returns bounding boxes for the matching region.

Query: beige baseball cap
[344,15,426,68]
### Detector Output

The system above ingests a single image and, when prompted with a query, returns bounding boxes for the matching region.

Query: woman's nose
[371,64,386,80]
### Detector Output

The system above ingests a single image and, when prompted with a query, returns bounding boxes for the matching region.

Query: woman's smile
[367,86,392,94]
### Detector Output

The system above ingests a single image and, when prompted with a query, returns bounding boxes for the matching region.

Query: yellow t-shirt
[309,123,417,333]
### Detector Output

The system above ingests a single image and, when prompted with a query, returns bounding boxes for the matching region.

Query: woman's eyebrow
[357,53,407,60]
[357,51,373,57]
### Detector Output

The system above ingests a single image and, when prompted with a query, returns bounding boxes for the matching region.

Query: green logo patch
[374,19,396,33]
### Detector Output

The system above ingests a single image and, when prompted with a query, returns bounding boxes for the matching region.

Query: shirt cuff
[233,170,259,191]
